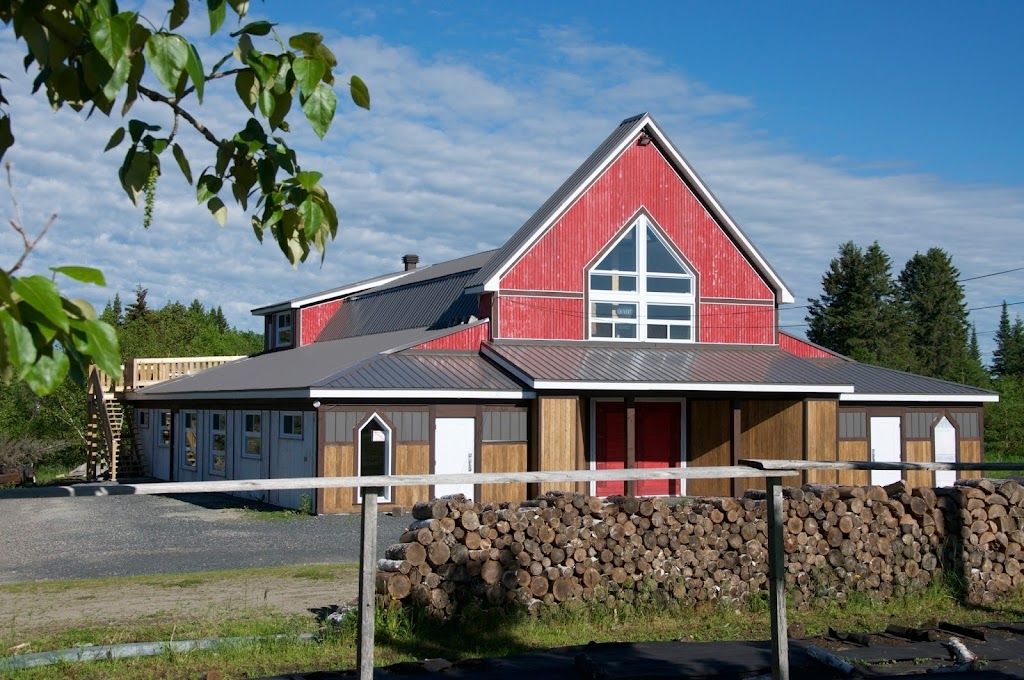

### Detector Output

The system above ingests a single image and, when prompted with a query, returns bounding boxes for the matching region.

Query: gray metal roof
[129,326,464,397]
[315,251,495,342]
[467,115,645,289]
[484,341,848,389]
[810,360,998,398]
[250,268,412,315]
[315,352,526,391]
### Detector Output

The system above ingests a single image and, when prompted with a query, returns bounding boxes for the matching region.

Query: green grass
[4,577,1024,679]
[31,464,79,485]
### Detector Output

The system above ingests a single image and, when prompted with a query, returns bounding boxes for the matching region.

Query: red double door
[594,400,682,497]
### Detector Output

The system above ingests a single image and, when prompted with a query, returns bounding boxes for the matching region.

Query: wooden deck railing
[95,356,246,393]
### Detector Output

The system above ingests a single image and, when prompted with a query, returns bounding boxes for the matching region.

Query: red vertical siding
[412,323,490,351]
[779,331,840,359]
[300,300,343,346]
[499,296,584,340]
[699,303,775,345]
[499,141,775,309]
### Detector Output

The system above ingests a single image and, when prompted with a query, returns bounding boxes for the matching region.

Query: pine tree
[124,285,150,325]
[806,241,911,368]
[898,248,972,382]
[992,302,1024,379]
[963,324,991,387]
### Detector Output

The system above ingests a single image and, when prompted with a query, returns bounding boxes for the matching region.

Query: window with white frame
[274,311,292,348]
[182,411,197,469]
[243,412,262,458]
[358,415,391,502]
[210,411,227,475]
[588,216,695,342]
[281,412,303,439]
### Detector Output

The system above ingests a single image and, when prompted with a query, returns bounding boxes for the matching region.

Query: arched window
[358,414,392,502]
[588,215,695,342]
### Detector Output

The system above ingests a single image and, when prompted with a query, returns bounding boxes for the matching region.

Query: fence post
[766,475,789,680]
[358,492,378,680]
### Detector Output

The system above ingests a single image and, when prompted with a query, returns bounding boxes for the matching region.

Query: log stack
[375,480,1024,617]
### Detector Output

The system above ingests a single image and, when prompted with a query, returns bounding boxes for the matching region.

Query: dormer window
[588,216,695,342]
[274,311,292,348]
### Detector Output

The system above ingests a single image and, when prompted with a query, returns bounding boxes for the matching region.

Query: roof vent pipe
[402,254,419,271]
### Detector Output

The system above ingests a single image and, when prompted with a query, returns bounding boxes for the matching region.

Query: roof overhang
[128,387,534,402]
[251,271,415,316]
[839,393,999,404]
[476,114,795,304]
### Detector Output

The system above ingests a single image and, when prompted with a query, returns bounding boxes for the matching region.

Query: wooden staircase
[85,369,146,480]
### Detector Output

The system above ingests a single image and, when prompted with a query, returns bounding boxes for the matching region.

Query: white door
[870,416,902,486]
[434,418,475,499]
[934,417,957,487]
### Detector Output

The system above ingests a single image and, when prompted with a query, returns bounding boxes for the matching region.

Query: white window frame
[181,410,197,470]
[210,411,227,476]
[357,414,392,503]
[280,412,304,439]
[243,411,263,459]
[588,215,695,343]
[274,311,293,348]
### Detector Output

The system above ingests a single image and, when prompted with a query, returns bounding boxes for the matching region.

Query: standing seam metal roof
[314,352,526,391]
[810,360,997,397]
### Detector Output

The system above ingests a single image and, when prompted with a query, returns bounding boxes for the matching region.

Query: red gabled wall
[496,139,776,342]
[301,300,343,346]
[700,303,776,345]
[412,323,490,351]
[779,332,841,359]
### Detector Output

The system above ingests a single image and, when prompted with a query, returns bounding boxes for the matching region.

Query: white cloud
[0,15,1020,364]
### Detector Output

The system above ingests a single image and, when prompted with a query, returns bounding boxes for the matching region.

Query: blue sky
[1,1,1021,360]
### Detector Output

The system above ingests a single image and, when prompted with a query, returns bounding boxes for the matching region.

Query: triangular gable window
[588,216,695,342]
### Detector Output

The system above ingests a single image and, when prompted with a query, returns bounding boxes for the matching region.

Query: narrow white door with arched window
[869,416,902,486]
[934,417,957,487]
[358,415,392,503]
[434,418,475,499]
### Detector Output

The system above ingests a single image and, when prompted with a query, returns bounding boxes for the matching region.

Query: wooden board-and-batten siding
[535,397,585,496]
[686,400,731,497]
[735,399,803,493]
[318,406,528,513]
[804,400,838,485]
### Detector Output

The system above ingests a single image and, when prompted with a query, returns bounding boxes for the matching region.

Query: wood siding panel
[959,440,982,480]
[499,141,774,304]
[838,441,870,486]
[480,443,527,504]
[538,397,583,494]
[394,443,430,508]
[320,443,354,513]
[412,323,490,351]
[300,300,342,346]
[498,296,584,340]
[806,400,838,485]
[905,440,933,489]
[779,333,840,359]
[700,303,776,345]
[688,400,732,496]
[738,400,803,493]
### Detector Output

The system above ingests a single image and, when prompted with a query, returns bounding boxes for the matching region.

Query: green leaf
[196,173,223,202]
[301,82,336,139]
[90,13,133,69]
[118,151,155,205]
[227,0,249,17]
[288,32,322,56]
[234,69,257,112]
[11,275,69,333]
[49,266,106,285]
[292,56,325,98]
[0,114,14,162]
[185,44,205,103]
[101,52,132,102]
[230,21,275,37]
[23,350,69,396]
[350,75,370,110]
[207,0,227,35]
[169,0,189,29]
[142,33,190,94]
[127,119,160,142]
[0,310,37,372]
[294,171,322,191]
[171,143,192,184]
[298,197,324,239]
[76,319,121,376]
[208,197,228,225]
[257,87,275,119]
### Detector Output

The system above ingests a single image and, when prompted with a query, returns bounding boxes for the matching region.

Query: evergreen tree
[124,285,151,325]
[806,241,911,368]
[992,302,1024,378]
[962,324,992,387]
[898,248,973,382]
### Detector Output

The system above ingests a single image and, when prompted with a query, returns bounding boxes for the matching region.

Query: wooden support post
[625,398,636,497]
[766,475,789,680]
[730,399,742,497]
[358,492,378,680]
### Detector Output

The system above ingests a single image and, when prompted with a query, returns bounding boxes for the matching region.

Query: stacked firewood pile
[375,480,1023,617]
[944,478,1024,605]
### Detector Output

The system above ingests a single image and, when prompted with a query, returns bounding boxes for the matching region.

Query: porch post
[766,475,790,680]
[730,399,742,497]
[358,492,378,680]
[625,397,636,496]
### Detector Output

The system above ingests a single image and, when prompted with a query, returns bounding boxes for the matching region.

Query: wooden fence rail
[3,460,1024,680]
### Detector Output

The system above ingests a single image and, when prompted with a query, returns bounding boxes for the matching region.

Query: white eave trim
[531,380,853,394]
[479,114,795,304]
[250,271,415,316]
[127,389,313,401]
[310,389,534,400]
[840,393,999,403]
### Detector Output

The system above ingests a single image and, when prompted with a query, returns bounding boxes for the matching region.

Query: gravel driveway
[0,492,412,583]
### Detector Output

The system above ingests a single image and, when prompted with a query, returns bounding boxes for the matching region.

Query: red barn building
[128,114,996,512]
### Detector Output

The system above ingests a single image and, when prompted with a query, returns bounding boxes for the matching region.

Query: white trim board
[839,393,998,403]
